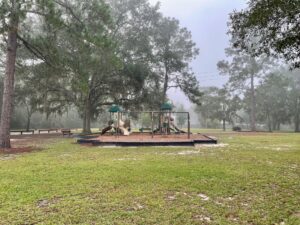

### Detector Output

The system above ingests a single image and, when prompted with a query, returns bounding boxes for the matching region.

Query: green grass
[0,133,299,224]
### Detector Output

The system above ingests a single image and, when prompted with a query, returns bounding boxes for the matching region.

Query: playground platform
[77,133,217,147]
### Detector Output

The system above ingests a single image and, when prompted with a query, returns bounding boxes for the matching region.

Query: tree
[175,104,187,128]
[286,70,300,132]
[0,71,3,117]
[0,44,4,115]
[217,46,271,131]
[0,0,116,139]
[152,16,201,104]
[58,4,114,133]
[108,0,167,110]
[195,87,242,130]
[0,0,20,148]
[255,73,290,132]
[229,0,300,68]
[14,67,44,131]
[1,0,203,141]
[0,0,82,148]
[60,0,162,133]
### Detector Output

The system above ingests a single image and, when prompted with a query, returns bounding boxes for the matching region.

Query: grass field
[0,132,299,224]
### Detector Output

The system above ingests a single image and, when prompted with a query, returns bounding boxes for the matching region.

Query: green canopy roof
[109,105,122,113]
[160,102,173,111]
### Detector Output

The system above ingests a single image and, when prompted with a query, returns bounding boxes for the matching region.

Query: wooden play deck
[77,133,217,147]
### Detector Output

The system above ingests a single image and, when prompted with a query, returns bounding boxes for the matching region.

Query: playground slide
[101,126,112,135]
[118,119,130,136]
[119,127,130,136]
[101,119,130,136]
[173,125,186,133]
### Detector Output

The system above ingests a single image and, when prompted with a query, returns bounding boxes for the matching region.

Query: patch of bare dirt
[293,211,300,219]
[0,147,37,155]
[1,133,64,155]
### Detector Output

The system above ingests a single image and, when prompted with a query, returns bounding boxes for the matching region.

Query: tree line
[195,68,300,132]
[196,0,300,132]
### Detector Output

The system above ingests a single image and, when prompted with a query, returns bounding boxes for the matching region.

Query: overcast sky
[149,0,247,107]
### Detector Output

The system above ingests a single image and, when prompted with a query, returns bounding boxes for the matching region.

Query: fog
[149,0,247,107]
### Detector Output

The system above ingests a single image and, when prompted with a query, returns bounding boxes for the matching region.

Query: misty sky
[149,0,247,107]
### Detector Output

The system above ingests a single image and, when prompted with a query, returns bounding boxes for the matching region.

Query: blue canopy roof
[109,105,122,113]
[160,103,173,111]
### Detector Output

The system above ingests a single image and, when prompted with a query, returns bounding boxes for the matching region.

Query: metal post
[168,111,171,135]
[151,112,154,138]
[188,112,190,139]
[117,112,120,138]
[159,112,162,135]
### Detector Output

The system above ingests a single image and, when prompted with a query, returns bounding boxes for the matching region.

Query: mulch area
[91,133,213,143]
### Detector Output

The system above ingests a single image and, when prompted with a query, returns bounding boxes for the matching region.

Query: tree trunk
[0,81,3,118]
[83,109,87,133]
[272,120,277,131]
[266,110,272,132]
[295,97,300,132]
[162,63,169,104]
[26,113,32,132]
[250,73,256,131]
[25,105,33,132]
[295,116,300,132]
[222,104,226,131]
[82,97,91,134]
[85,110,91,134]
[0,5,19,149]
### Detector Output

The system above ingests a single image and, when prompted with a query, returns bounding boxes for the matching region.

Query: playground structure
[100,103,190,138]
[78,103,217,147]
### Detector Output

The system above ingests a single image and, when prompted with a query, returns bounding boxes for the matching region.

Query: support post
[151,112,154,138]
[168,111,171,135]
[117,112,120,138]
[188,112,190,139]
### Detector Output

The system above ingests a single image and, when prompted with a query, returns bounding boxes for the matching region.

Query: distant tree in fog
[217,44,271,131]
[195,87,242,130]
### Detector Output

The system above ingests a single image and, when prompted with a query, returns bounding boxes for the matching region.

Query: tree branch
[53,0,84,26]
[17,34,56,68]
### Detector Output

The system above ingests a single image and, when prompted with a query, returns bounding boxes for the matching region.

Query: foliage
[139,113,152,128]
[195,87,242,129]
[0,0,110,146]
[175,104,187,128]
[217,44,272,131]
[255,72,290,131]
[6,0,201,134]
[153,16,201,104]
[107,0,165,109]
[229,0,300,68]
[217,47,270,90]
